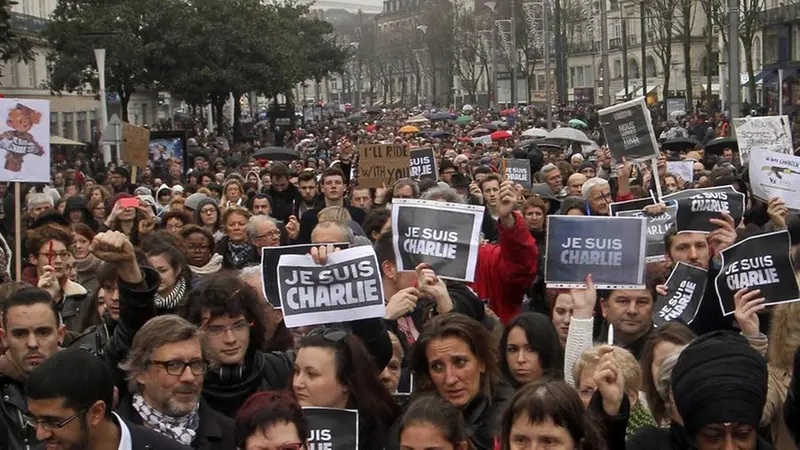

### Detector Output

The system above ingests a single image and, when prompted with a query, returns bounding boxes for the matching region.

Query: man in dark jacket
[267,162,301,223]
[26,347,190,450]
[115,315,234,450]
[0,288,65,450]
[296,167,366,244]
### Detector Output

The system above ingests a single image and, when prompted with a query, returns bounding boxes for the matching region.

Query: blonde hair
[317,206,352,222]
[573,345,642,393]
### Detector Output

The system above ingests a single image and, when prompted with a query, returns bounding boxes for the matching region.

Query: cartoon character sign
[0,99,50,182]
[0,103,45,171]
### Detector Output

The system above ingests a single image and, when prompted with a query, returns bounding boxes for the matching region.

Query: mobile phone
[120,198,139,208]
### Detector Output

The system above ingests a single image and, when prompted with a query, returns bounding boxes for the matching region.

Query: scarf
[190,253,224,275]
[228,240,252,268]
[154,277,186,311]
[626,400,657,438]
[132,394,200,446]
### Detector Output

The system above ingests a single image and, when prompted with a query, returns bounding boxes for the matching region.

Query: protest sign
[502,159,532,188]
[471,135,493,146]
[609,197,655,216]
[276,246,383,328]
[653,262,708,327]
[663,185,745,233]
[304,407,359,450]
[732,115,793,164]
[395,373,414,396]
[261,243,350,308]
[666,160,694,183]
[121,122,151,168]
[0,99,50,182]
[598,97,659,163]
[409,147,437,181]
[357,143,410,188]
[545,215,648,289]
[749,149,800,211]
[391,198,484,282]
[715,230,800,316]
[617,204,677,262]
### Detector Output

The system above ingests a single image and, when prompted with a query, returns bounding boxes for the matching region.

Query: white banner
[749,149,800,210]
[732,115,793,164]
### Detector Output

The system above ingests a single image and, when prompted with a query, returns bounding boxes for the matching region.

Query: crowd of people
[0,104,799,450]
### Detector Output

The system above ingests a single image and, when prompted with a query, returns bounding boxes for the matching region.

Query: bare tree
[420,0,457,106]
[647,0,680,112]
[674,0,698,111]
[453,6,484,104]
[700,0,715,109]
[710,0,764,105]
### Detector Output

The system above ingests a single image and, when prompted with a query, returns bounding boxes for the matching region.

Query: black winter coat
[116,396,235,450]
[296,202,366,244]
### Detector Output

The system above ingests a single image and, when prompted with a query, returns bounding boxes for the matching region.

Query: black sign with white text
[409,147,437,181]
[262,243,350,308]
[715,230,800,316]
[545,215,648,289]
[653,262,708,327]
[609,197,656,216]
[599,97,660,163]
[391,199,485,282]
[617,204,677,262]
[303,407,359,450]
[503,159,532,189]
[277,246,384,328]
[663,185,745,233]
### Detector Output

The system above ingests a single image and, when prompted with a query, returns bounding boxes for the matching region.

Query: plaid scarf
[132,394,200,446]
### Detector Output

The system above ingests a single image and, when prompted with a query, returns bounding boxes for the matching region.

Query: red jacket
[470,210,539,324]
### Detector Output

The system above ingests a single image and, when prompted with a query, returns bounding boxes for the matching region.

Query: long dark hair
[640,322,696,424]
[501,380,607,450]
[296,330,400,434]
[499,312,564,387]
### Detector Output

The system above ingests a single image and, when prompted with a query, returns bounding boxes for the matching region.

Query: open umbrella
[406,114,430,124]
[662,137,703,152]
[366,107,383,114]
[399,125,420,133]
[462,104,474,112]
[252,147,301,161]
[485,120,507,131]
[365,124,377,132]
[500,108,516,116]
[420,130,453,139]
[522,127,549,138]
[346,114,365,123]
[490,130,513,141]
[544,127,592,145]
[468,128,491,137]
[426,112,456,121]
[581,140,600,155]
[456,115,472,125]
[705,137,738,155]
[568,119,588,129]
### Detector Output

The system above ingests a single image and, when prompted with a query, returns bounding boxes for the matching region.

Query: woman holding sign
[409,314,513,450]
[292,327,401,450]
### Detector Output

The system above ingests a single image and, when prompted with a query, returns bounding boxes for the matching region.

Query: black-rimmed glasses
[23,408,86,431]
[150,359,208,376]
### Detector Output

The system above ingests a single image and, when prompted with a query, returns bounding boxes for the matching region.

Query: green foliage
[0,0,34,68]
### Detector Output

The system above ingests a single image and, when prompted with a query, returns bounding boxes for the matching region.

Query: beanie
[671,331,767,437]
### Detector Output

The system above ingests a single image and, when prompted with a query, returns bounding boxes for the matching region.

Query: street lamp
[80,31,117,164]
[349,42,361,108]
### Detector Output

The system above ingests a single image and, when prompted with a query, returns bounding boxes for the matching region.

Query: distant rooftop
[307,0,382,13]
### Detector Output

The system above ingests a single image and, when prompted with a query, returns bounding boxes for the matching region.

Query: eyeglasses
[150,359,208,377]
[39,250,71,260]
[204,319,252,337]
[307,327,348,342]
[23,408,86,431]
[255,230,281,240]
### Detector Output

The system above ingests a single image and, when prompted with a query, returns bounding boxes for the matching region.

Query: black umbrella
[252,147,301,161]
[366,107,383,114]
[662,137,703,152]
[704,137,738,155]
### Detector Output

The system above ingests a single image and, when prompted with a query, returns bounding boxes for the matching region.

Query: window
[50,112,58,136]
[570,67,575,88]
[537,74,545,91]
[77,112,87,141]
[141,103,148,126]
[62,112,74,139]
[331,78,339,91]
[613,59,622,79]
[28,62,36,88]
[89,111,97,134]
[9,62,18,87]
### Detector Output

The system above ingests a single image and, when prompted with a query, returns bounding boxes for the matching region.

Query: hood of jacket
[768,301,800,371]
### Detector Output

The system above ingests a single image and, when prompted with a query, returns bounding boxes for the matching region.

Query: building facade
[1,0,159,141]
[759,0,800,114]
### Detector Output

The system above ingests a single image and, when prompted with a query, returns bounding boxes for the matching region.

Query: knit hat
[671,331,767,437]
[133,186,152,197]
[184,193,208,212]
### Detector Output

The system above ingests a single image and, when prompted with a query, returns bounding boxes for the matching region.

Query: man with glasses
[0,288,65,450]
[26,223,89,332]
[248,215,283,250]
[116,315,234,449]
[25,347,190,450]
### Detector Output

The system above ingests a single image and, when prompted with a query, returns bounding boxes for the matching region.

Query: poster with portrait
[0,99,50,182]
[148,131,187,179]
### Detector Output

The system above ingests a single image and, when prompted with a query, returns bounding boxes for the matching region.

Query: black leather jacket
[0,374,36,450]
